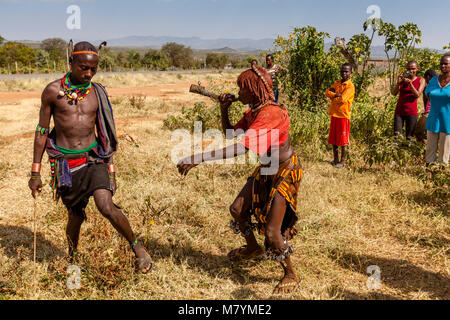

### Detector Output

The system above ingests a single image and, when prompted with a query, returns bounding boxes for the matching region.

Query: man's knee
[93,190,117,217]
[96,199,115,218]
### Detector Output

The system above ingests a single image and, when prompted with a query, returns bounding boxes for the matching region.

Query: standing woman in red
[393,61,427,139]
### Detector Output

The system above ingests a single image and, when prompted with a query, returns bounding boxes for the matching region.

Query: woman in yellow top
[325,63,355,168]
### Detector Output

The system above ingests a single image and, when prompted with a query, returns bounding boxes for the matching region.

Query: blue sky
[0,0,448,49]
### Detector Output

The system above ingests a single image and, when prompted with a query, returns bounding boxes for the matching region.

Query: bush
[362,135,426,167]
[163,102,246,133]
[142,49,169,71]
[205,53,229,69]
[273,26,341,111]
[418,163,449,198]
[129,95,146,110]
[161,42,195,69]
[287,105,330,156]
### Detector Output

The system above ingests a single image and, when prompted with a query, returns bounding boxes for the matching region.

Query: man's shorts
[59,163,113,210]
[328,117,350,147]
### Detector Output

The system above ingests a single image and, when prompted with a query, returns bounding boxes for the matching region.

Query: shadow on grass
[144,238,276,287]
[0,224,65,263]
[335,289,400,300]
[328,249,450,300]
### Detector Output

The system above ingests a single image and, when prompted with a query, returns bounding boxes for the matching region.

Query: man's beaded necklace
[59,72,92,101]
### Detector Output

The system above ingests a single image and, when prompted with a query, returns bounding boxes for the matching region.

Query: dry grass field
[0,72,448,300]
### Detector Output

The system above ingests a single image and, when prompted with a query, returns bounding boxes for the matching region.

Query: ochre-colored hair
[237,65,275,107]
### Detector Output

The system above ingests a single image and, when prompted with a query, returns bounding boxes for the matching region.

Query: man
[177,65,302,294]
[28,41,152,273]
[325,63,355,168]
[265,54,281,103]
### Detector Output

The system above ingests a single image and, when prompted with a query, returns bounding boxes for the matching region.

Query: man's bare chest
[53,91,98,117]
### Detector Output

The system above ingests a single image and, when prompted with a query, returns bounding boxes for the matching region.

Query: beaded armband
[36,124,50,136]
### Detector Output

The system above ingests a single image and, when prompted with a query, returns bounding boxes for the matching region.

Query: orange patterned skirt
[250,153,302,240]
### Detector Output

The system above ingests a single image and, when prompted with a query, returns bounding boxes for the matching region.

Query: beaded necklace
[59,72,92,101]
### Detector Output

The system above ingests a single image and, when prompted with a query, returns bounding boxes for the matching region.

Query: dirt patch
[0,83,194,105]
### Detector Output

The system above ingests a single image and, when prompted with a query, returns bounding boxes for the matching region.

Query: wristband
[31,163,41,173]
[108,164,116,173]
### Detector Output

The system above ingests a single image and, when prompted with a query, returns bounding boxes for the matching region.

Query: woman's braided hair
[251,64,275,102]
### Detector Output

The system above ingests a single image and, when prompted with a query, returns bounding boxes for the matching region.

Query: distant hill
[95,36,275,51]
[11,36,444,59]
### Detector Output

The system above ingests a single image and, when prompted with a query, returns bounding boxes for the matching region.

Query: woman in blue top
[425,54,450,164]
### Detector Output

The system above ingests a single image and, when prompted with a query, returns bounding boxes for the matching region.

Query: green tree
[273,26,341,111]
[115,52,127,69]
[41,38,67,64]
[99,47,117,71]
[0,35,4,46]
[35,49,50,70]
[161,42,194,69]
[376,20,422,94]
[0,42,36,71]
[205,53,229,69]
[410,48,442,75]
[142,49,169,70]
[331,20,378,98]
[126,50,142,69]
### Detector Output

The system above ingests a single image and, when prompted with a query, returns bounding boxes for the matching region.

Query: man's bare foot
[273,275,299,294]
[134,243,153,274]
[335,162,345,169]
[227,245,264,262]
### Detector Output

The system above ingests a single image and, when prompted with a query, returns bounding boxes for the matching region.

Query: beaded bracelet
[131,239,138,249]
[36,125,50,136]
